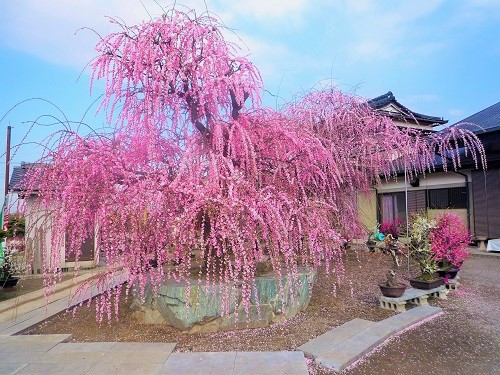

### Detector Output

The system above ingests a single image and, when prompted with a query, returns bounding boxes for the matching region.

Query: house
[358,93,499,239]
[458,102,500,239]
[9,163,98,273]
[367,91,447,131]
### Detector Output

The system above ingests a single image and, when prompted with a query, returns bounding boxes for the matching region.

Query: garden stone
[132,267,316,332]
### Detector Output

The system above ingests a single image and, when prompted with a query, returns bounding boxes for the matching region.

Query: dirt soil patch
[26,247,422,351]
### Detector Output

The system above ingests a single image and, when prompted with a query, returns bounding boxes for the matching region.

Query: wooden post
[4,125,11,197]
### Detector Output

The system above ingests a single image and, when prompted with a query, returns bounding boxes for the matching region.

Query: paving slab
[297,318,375,357]
[233,351,308,375]
[0,363,27,375]
[0,271,127,336]
[161,352,237,375]
[0,334,72,343]
[15,361,96,375]
[47,342,116,352]
[300,305,443,372]
[87,363,164,375]
[100,348,174,364]
[0,351,45,364]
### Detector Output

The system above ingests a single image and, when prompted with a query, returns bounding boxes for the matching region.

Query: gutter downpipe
[454,170,471,233]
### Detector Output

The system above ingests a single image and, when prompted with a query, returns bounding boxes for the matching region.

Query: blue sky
[0,0,499,193]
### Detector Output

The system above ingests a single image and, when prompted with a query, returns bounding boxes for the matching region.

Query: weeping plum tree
[21,8,485,321]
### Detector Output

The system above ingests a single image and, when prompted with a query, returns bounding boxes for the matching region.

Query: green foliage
[0,214,25,240]
[409,214,439,277]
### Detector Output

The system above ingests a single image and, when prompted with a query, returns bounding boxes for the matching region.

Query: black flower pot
[409,277,443,290]
[1,277,19,290]
[436,268,459,279]
[379,283,406,298]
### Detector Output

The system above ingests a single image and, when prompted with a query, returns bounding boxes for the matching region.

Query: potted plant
[0,246,22,290]
[379,234,407,297]
[0,215,26,290]
[431,213,470,280]
[366,224,379,252]
[408,214,443,289]
[380,218,403,239]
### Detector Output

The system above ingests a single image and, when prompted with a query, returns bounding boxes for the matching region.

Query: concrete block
[429,288,449,299]
[379,299,406,312]
[298,318,375,357]
[408,294,428,306]
[445,279,460,290]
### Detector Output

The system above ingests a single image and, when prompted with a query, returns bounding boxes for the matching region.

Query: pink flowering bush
[430,213,471,268]
[16,7,486,321]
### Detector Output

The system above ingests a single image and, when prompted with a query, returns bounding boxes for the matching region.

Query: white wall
[377,171,469,193]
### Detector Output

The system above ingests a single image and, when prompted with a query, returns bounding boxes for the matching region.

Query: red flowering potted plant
[430,213,470,280]
[380,218,403,239]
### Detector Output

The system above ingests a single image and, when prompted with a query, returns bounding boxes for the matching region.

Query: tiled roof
[9,163,42,192]
[368,91,448,125]
[452,101,500,134]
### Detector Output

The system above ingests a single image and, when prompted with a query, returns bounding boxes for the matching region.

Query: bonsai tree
[381,234,406,287]
[409,214,440,280]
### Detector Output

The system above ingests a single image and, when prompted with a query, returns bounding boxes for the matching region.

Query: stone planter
[132,267,316,333]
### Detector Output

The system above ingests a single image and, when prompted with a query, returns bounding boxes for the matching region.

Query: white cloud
[337,0,447,62]
[0,1,162,69]
[0,0,313,71]
[449,109,465,117]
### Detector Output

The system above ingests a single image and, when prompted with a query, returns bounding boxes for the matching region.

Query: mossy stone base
[132,267,316,333]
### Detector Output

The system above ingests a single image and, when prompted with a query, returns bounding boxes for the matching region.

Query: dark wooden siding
[65,234,95,262]
[472,168,500,238]
[407,190,427,215]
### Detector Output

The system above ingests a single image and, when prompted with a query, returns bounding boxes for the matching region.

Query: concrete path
[0,270,107,320]
[0,335,308,375]
[298,305,442,372]
[0,270,127,335]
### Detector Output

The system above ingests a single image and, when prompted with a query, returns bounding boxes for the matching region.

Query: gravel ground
[311,254,500,375]
[26,250,499,374]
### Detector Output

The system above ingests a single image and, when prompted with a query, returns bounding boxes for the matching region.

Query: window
[379,190,427,224]
[428,187,467,209]
[379,192,408,223]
